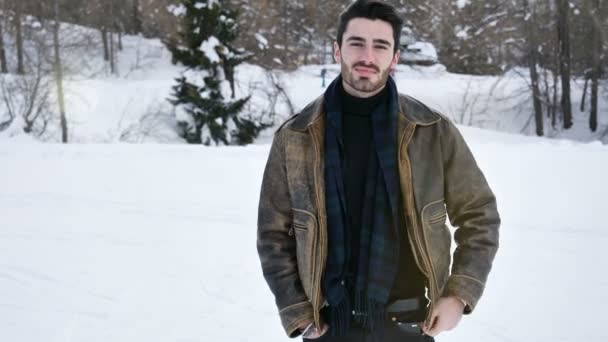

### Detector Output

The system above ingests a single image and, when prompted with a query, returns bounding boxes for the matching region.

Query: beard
[341,61,392,94]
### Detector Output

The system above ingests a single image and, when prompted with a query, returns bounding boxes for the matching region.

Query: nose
[361,45,375,64]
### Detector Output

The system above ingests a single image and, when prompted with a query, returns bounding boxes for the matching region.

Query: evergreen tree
[166,0,269,145]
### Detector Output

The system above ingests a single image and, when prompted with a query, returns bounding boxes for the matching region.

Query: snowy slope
[1,127,607,342]
[287,64,608,144]
[1,28,606,144]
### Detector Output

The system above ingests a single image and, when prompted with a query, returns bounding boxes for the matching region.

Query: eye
[350,42,363,47]
[374,45,389,50]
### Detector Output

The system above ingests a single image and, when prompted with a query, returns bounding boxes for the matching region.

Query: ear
[333,41,342,64]
[390,50,400,71]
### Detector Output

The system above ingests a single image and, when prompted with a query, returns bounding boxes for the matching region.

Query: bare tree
[53,0,68,142]
[95,0,118,73]
[0,0,7,74]
[116,102,177,143]
[95,1,117,68]
[101,28,109,61]
[0,76,16,131]
[132,0,142,34]
[589,0,602,132]
[556,0,573,129]
[108,0,117,74]
[1,2,53,137]
[0,56,53,136]
[13,1,24,74]
[235,67,295,137]
[523,0,544,136]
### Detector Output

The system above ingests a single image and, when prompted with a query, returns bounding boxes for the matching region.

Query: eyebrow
[346,36,392,47]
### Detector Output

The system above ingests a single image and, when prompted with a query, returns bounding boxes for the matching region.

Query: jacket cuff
[455,296,468,308]
[441,274,485,314]
[279,301,315,338]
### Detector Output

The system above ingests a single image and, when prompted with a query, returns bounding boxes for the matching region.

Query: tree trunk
[541,68,551,119]
[324,39,329,64]
[580,76,588,112]
[15,3,24,74]
[524,0,543,136]
[53,0,68,143]
[557,0,573,129]
[226,66,235,99]
[132,0,142,34]
[552,70,558,128]
[109,32,115,74]
[101,28,109,61]
[0,10,7,74]
[109,0,116,74]
[589,0,601,132]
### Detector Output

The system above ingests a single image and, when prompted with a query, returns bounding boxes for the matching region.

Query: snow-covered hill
[1,126,607,342]
[1,28,606,144]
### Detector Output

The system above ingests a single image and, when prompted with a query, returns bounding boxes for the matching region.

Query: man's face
[334,18,400,97]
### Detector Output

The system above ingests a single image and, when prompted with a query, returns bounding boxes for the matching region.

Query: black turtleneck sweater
[340,83,427,310]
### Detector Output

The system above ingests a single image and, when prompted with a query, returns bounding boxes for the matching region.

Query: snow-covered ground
[1,127,607,342]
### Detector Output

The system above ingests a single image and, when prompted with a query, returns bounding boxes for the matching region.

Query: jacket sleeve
[439,118,501,314]
[257,129,314,337]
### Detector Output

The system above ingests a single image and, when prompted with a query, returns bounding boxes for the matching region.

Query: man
[257,1,500,341]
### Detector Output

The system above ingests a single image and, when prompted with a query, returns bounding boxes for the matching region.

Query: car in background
[399,28,438,66]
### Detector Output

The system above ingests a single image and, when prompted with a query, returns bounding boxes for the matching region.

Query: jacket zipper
[308,118,439,327]
[400,122,439,325]
[309,125,324,329]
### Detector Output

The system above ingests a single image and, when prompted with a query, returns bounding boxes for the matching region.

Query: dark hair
[336,0,403,53]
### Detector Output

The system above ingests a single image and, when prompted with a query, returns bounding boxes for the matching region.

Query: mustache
[352,62,380,72]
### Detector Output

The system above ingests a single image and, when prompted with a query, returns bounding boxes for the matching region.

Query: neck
[340,81,388,117]
[342,79,386,98]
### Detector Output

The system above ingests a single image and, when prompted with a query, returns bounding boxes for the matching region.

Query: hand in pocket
[303,322,329,339]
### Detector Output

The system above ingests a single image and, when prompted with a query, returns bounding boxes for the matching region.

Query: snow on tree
[438,0,517,75]
[165,0,269,145]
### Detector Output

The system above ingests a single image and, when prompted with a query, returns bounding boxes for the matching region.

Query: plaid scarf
[322,75,401,336]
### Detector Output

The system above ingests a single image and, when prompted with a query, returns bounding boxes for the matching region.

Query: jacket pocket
[422,199,448,229]
[427,212,447,225]
[292,208,316,299]
[420,199,451,292]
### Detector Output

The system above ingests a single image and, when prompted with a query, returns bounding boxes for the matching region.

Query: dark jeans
[303,322,435,342]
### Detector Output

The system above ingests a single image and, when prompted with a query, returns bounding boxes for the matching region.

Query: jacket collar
[288,91,442,132]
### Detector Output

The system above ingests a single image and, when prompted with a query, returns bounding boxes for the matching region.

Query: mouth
[353,66,378,76]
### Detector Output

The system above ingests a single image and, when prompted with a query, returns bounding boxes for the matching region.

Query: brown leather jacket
[257,93,500,338]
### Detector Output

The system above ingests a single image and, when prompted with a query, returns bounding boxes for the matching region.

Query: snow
[254,33,269,49]
[1,128,607,342]
[201,124,211,144]
[457,0,470,9]
[166,4,187,17]
[200,36,221,64]
[192,0,218,9]
[455,25,469,39]
[1,22,608,342]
